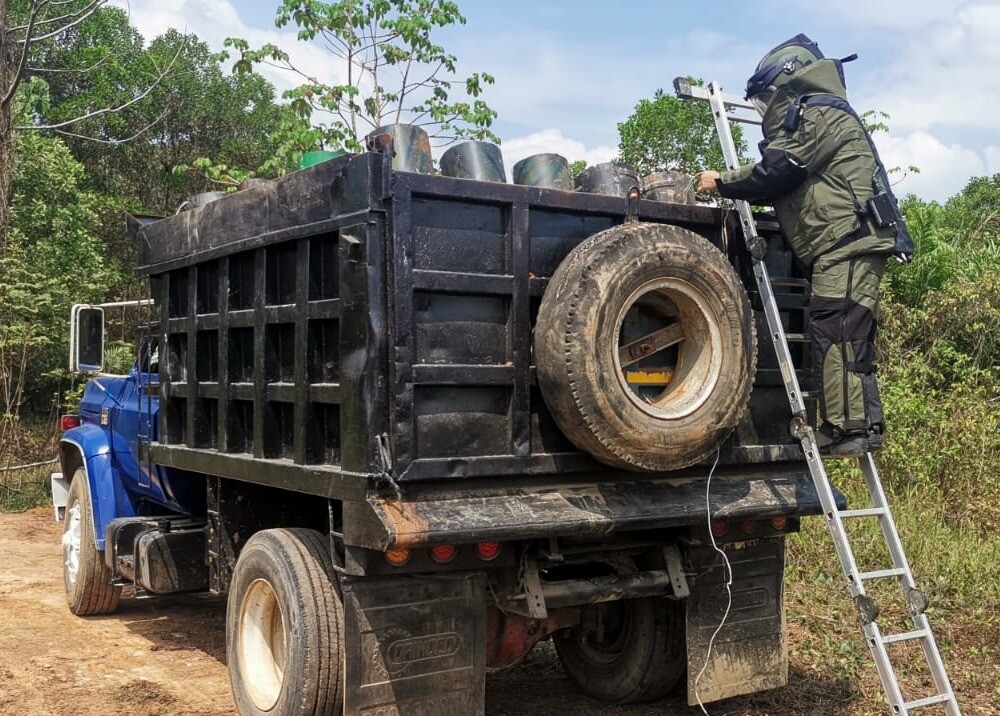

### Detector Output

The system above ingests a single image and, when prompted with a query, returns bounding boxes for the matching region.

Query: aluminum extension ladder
[673,77,962,716]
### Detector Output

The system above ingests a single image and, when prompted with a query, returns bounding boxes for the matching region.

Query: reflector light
[770,516,790,530]
[384,548,411,566]
[429,544,457,564]
[475,541,501,561]
[741,519,760,535]
[60,415,81,431]
[710,521,728,537]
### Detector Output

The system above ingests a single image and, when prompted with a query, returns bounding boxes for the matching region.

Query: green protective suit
[715,58,895,434]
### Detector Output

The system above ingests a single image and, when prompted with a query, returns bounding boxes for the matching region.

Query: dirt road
[0,508,947,716]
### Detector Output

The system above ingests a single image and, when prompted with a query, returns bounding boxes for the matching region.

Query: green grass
[785,460,1000,713]
[0,463,53,512]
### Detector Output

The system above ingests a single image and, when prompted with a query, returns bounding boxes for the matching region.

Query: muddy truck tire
[227,528,344,716]
[534,222,757,471]
[63,468,121,616]
[554,596,686,703]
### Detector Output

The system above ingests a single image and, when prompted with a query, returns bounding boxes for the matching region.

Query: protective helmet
[744,33,824,104]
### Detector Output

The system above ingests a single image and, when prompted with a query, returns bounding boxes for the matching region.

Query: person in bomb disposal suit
[697,34,911,457]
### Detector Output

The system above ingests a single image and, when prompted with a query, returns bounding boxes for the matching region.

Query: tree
[27,11,289,211]
[0,0,176,249]
[617,85,748,176]
[24,15,293,303]
[225,0,498,160]
[1,110,107,450]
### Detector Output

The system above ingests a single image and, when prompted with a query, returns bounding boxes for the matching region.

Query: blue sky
[112,0,1000,201]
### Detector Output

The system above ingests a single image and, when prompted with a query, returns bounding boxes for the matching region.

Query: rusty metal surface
[349,465,840,550]
[485,608,579,671]
[575,161,641,197]
[368,123,433,174]
[641,170,696,204]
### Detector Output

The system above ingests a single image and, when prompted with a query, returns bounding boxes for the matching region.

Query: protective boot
[815,422,872,458]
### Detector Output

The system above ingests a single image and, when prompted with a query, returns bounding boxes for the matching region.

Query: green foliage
[32,11,295,210]
[1,112,107,419]
[617,84,748,175]
[861,109,920,177]
[225,0,498,160]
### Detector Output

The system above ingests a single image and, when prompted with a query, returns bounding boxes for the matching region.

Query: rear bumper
[348,463,842,550]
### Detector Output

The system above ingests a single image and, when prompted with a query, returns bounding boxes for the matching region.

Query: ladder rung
[903,693,953,710]
[858,567,907,581]
[725,112,762,126]
[840,507,886,519]
[769,277,809,288]
[784,333,810,343]
[881,628,928,645]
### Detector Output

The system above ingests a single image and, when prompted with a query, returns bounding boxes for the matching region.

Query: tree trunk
[0,0,13,252]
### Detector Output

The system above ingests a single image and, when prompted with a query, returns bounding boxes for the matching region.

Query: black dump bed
[139,149,819,549]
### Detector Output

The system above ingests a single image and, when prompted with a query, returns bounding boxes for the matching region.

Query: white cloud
[847,3,1000,135]
[499,129,616,179]
[876,131,985,201]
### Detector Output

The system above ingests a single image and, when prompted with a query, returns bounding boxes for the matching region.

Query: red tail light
[770,516,789,530]
[475,541,501,561]
[60,415,81,431]
[429,544,457,564]
[740,519,760,535]
[710,521,728,537]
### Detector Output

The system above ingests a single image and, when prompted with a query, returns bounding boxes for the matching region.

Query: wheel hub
[62,502,82,589]
[613,277,723,419]
[239,578,288,711]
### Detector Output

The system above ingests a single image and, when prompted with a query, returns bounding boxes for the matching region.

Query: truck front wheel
[553,596,685,703]
[63,468,121,615]
[227,528,344,716]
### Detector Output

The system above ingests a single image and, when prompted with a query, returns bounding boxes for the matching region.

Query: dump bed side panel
[146,153,390,492]
[141,150,813,502]
[387,173,811,482]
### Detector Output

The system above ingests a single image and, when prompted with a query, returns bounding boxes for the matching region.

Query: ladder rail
[861,455,960,711]
[676,78,963,716]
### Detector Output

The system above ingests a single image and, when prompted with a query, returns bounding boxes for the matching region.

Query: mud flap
[685,537,787,705]
[342,572,487,716]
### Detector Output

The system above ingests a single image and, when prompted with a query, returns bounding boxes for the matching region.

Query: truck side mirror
[70,305,105,374]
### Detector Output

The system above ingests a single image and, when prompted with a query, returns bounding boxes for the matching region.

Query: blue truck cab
[54,333,203,550]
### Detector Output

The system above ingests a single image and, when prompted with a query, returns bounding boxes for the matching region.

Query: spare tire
[534,222,756,471]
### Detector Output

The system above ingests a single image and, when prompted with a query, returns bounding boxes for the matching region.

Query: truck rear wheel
[534,222,756,471]
[63,468,121,615]
[227,528,344,716]
[554,596,685,703]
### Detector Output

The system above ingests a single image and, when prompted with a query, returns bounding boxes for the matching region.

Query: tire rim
[613,277,723,419]
[62,502,82,589]
[574,602,631,667]
[238,578,288,711]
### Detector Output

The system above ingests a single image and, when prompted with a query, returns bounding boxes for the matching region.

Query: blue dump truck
[53,134,837,716]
